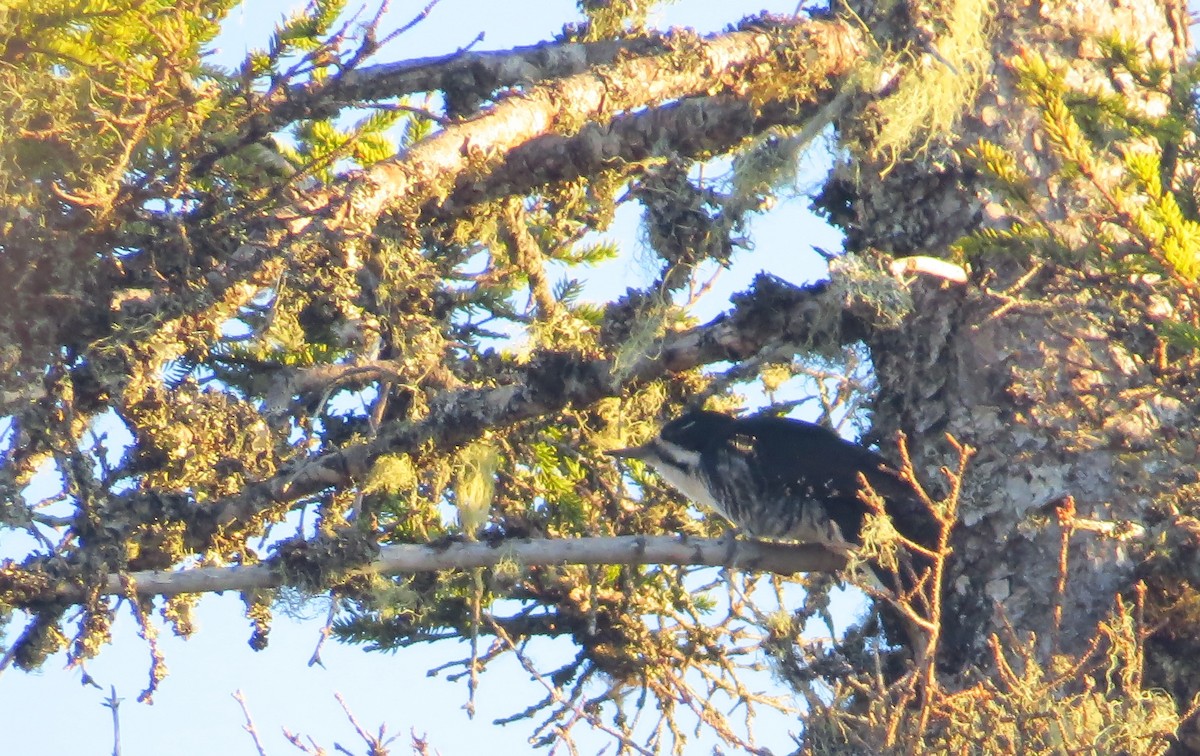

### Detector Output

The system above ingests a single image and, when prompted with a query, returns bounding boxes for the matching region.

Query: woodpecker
[607,410,936,558]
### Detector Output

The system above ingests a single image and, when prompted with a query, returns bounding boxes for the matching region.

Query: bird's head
[605,410,734,473]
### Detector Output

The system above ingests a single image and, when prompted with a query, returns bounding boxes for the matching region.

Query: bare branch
[335,692,399,754]
[426,95,815,221]
[49,537,846,603]
[233,690,270,756]
[489,617,655,756]
[102,686,123,756]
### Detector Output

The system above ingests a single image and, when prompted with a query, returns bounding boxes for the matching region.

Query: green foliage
[555,240,620,266]
[576,0,676,39]
[1015,53,1098,175]
[954,216,1071,261]
[1157,320,1200,351]
[291,108,402,181]
[274,0,346,52]
[1122,149,1200,280]
[965,45,1200,349]
[252,0,346,69]
[0,0,234,205]
[965,136,1035,206]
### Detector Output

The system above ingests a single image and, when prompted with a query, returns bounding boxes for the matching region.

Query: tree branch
[426,95,818,222]
[50,537,844,603]
[331,17,863,223]
[9,272,885,582]
[9,16,882,595]
[278,34,674,123]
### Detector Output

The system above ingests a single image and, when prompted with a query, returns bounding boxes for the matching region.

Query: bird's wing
[734,417,939,550]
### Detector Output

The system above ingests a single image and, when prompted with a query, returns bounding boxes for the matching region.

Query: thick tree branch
[427,95,819,222]
[279,35,674,122]
[11,273,881,580]
[91,536,846,601]
[345,18,862,222]
[191,32,682,198]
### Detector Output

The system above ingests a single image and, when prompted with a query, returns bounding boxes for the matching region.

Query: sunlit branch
[70,536,846,602]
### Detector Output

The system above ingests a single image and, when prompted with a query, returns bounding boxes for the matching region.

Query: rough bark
[832,0,1197,673]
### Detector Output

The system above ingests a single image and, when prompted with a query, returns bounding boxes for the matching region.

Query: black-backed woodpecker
[608,410,936,559]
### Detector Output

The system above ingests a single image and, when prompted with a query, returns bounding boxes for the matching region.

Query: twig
[487,618,655,756]
[1052,495,1076,656]
[103,686,123,756]
[378,0,444,48]
[233,690,270,756]
[282,727,327,754]
[334,692,398,753]
[308,598,339,668]
[119,574,167,703]
[466,568,484,719]
[881,432,975,740]
[282,728,326,754]
[978,261,1044,324]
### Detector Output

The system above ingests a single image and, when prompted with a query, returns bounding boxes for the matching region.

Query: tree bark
[832,0,1195,672]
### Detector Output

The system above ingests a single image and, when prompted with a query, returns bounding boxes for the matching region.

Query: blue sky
[0,1,859,753]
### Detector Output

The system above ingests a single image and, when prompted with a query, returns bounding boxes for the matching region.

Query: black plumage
[609,410,937,557]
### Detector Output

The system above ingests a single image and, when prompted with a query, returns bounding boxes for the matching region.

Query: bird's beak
[605,443,652,460]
